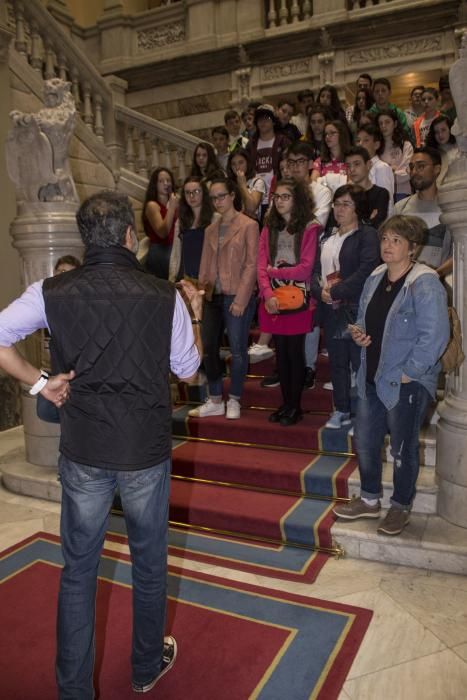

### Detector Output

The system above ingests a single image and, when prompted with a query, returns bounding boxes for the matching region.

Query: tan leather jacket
[198,211,259,311]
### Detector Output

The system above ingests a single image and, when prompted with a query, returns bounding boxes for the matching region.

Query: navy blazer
[311,223,380,306]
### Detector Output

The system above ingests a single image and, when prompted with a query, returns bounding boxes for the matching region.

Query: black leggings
[273,333,306,411]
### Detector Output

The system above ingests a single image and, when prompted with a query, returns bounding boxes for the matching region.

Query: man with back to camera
[0,190,204,698]
[394,146,452,278]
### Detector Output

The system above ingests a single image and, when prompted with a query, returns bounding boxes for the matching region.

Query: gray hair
[76,190,135,248]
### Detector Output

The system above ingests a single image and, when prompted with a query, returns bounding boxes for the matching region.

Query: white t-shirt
[321,228,356,297]
[255,137,275,204]
[369,156,394,214]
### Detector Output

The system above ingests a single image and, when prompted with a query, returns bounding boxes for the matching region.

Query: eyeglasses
[184,188,202,197]
[332,201,355,209]
[409,162,430,171]
[272,192,293,202]
[287,158,308,167]
[209,192,230,202]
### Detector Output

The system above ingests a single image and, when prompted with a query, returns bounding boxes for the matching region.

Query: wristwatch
[29,370,49,395]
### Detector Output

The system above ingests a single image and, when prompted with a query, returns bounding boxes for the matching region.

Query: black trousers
[273,333,306,411]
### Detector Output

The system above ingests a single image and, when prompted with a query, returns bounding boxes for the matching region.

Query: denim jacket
[355,262,450,410]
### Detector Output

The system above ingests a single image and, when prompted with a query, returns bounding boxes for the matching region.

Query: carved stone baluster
[13,1,28,56]
[93,93,104,141]
[279,0,289,26]
[44,42,56,80]
[267,0,277,28]
[291,0,300,23]
[137,131,148,177]
[82,82,93,130]
[57,53,68,81]
[150,139,160,170]
[176,148,186,183]
[302,0,312,19]
[126,128,135,172]
[70,67,81,112]
[162,142,172,170]
[30,22,43,73]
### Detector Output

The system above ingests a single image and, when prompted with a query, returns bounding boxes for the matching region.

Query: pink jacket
[257,222,321,300]
[257,221,321,335]
[198,211,259,312]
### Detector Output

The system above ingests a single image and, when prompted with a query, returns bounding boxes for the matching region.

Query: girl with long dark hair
[257,179,321,426]
[143,167,178,279]
[189,177,259,420]
[169,176,214,282]
[311,120,351,188]
[376,109,414,201]
[226,148,266,221]
[190,142,225,184]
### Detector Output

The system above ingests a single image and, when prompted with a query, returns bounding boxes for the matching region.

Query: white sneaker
[226,397,241,419]
[188,399,225,418]
[323,381,333,390]
[325,411,351,429]
[248,343,274,364]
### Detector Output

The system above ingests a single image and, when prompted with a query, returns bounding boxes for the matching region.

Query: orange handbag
[272,284,308,313]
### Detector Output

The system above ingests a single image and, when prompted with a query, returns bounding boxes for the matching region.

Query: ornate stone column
[436,31,467,528]
[6,79,83,467]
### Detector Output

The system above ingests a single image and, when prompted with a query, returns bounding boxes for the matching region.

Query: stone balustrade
[9,0,112,142]
[7,0,203,180]
[265,0,313,28]
[114,105,201,183]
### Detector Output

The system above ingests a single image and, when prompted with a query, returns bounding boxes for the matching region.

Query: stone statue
[450,30,467,154]
[6,78,79,203]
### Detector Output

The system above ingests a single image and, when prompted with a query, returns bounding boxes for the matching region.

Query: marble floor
[1,433,467,699]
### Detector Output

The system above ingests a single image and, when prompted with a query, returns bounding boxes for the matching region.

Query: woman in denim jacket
[334,215,449,535]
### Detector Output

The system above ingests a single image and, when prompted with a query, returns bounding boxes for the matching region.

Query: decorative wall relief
[262,59,311,82]
[6,78,78,203]
[347,36,442,65]
[137,22,185,52]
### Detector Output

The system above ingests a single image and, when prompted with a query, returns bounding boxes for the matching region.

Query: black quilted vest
[43,245,176,470]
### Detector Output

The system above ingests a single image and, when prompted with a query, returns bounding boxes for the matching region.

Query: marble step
[332,512,467,576]
[347,461,437,514]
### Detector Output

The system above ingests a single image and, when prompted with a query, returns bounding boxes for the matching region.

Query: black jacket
[43,245,176,470]
[311,223,380,305]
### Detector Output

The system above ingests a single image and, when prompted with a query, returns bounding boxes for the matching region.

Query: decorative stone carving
[137,22,185,52]
[6,78,78,203]
[262,59,311,82]
[436,30,467,529]
[450,32,467,154]
[318,51,335,85]
[347,36,442,65]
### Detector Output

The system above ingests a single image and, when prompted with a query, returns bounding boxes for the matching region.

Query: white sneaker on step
[248,343,274,363]
[226,397,241,419]
[188,399,225,418]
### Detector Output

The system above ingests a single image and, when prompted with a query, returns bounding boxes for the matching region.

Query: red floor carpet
[0,533,373,700]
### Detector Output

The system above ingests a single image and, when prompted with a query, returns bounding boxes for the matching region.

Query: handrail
[114,104,201,152]
[11,0,112,105]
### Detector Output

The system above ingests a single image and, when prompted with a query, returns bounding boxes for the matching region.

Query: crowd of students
[140,71,456,440]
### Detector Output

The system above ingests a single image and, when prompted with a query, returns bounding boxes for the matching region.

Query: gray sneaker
[333,496,381,520]
[377,507,410,536]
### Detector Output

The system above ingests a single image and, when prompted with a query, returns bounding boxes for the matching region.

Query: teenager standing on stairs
[189,177,259,420]
[257,179,321,426]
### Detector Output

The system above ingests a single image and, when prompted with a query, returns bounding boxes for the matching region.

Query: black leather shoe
[279,408,303,426]
[268,406,287,423]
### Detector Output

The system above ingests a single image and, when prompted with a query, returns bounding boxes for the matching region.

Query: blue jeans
[56,454,171,699]
[304,326,320,370]
[201,293,256,399]
[322,305,360,413]
[355,382,431,509]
